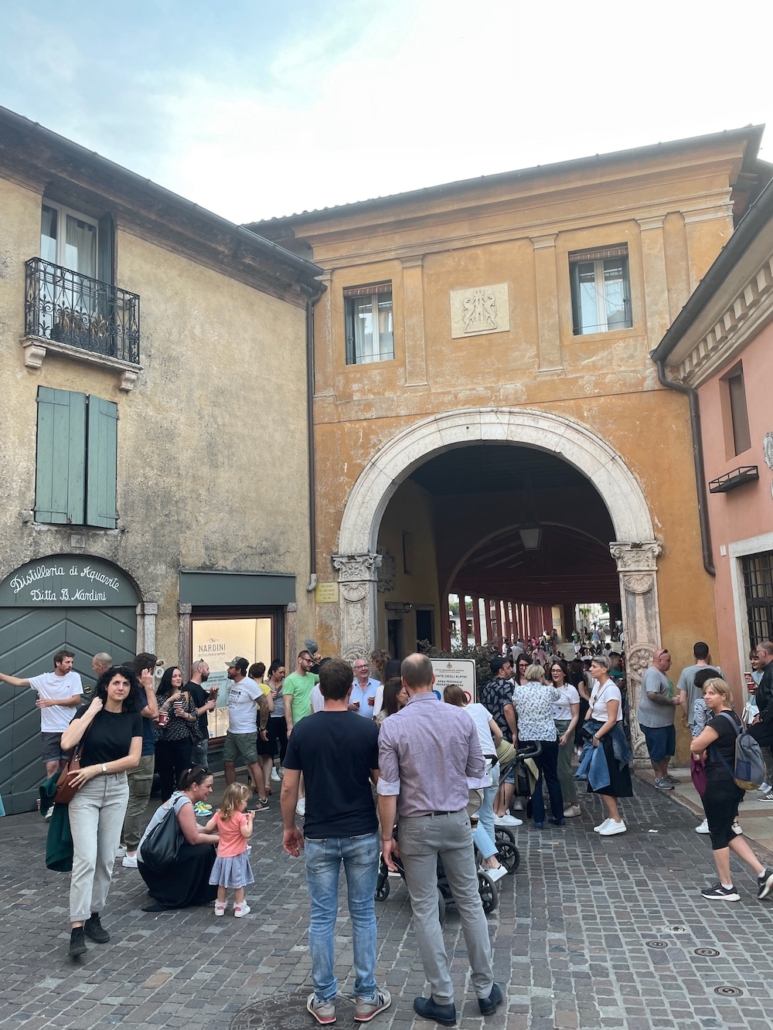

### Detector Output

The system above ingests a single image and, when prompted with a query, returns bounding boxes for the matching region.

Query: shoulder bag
[52,719,93,805]
[141,800,185,872]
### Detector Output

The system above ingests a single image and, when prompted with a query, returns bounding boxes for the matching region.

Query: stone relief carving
[376,550,396,593]
[763,432,773,471]
[332,553,382,582]
[449,283,510,339]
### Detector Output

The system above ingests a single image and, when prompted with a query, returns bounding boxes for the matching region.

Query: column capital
[332,552,382,582]
[136,602,159,615]
[531,233,558,250]
[610,541,662,573]
[401,254,424,269]
[177,602,193,615]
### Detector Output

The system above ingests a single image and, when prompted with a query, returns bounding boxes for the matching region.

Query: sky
[1,0,772,224]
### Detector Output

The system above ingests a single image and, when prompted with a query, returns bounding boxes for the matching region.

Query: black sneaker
[68,927,88,958]
[84,913,110,943]
[701,882,740,901]
[758,868,773,900]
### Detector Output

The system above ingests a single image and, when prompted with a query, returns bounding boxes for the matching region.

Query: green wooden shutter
[86,395,118,528]
[34,388,86,524]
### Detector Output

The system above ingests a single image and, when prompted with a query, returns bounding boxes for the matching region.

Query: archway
[333,407,664,756]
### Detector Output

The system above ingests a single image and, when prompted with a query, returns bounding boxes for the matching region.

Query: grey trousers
[69,773,129,923]
[398,810,494,1005]
[122,754,155,850]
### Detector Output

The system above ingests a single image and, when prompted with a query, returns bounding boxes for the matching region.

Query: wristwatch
[101,763,107,773]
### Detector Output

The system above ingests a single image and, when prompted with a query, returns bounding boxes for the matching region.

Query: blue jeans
[473,762,499,859]
[304,832,379,1003]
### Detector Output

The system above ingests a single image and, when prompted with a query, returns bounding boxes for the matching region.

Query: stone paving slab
[1,780,772,1030]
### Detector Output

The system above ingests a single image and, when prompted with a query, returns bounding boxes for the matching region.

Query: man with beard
[185,660,216,770]
[224,657,268,810]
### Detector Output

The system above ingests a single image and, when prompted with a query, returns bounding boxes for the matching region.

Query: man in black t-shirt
[281,658,390,1026]
[184,661,216,770]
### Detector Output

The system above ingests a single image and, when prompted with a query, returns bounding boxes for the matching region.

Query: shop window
[569,245,632,335]
[344,282,394,364]
[721,362,751,456]
[742,551,773,646]
[34,387,118,528]
[191,615,275,739]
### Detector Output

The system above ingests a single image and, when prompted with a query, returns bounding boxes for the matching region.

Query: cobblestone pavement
[2,779,773,1030]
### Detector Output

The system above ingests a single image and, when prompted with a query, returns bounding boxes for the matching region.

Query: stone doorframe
[333,407,663,757]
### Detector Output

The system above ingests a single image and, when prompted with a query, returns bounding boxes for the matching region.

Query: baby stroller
[374,743,538,919]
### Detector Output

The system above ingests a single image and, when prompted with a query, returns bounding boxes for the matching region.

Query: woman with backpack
[691,677,773,902]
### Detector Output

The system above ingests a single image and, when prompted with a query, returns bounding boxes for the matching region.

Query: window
[721,362,751,456]
[344,283,394,364]
[35,387,118,528]
[569,245,632,335]
[41,203,98,278]
[742,551,773,646]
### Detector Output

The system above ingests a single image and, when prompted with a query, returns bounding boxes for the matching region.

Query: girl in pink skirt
[204,783,255,916]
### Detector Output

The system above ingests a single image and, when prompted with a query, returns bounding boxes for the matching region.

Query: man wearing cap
[223,657,269,811]
[284,649,320,817]
[638,648,680,790]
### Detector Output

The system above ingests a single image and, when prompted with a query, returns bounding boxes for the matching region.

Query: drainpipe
[653,358,716,577]
[302,281,326,592]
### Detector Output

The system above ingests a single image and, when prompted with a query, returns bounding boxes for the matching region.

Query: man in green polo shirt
[283,648,319,816]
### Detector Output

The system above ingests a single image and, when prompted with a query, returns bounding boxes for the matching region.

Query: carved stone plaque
[450,283,510,338]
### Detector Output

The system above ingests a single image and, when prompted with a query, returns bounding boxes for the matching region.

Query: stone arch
[332,407,663,757]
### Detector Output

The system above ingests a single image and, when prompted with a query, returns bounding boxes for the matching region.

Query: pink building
[653,176,773,698]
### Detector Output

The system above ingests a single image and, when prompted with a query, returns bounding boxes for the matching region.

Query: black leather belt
[428,809,462,816]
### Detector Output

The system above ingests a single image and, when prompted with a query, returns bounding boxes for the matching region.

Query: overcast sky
[1,0,771,223]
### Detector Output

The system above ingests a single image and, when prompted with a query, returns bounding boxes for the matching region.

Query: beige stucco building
[252,127,770,760]
[0,107,322,812]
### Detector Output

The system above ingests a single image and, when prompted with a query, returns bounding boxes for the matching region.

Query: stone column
[609,541,663,759]
[177,603,192,675]
[332,553,382,661]
[531,234,564,375]
[135,602,158,656]
[401,255,428,388]
[471,595,482,646]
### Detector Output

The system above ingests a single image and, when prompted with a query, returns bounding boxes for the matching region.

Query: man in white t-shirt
[0,649,83,777]
[222,656,268,810]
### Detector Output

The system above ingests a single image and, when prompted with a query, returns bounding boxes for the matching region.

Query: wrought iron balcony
[25,257,140,365]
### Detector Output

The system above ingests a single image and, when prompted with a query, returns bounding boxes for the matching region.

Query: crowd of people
[4,631,773,1021]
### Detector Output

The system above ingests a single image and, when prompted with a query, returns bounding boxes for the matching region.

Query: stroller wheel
[477,870,499,914]
[375,878,390,902]
[496,840,519,874]
[437,887,446,923]
[494,825,515,848]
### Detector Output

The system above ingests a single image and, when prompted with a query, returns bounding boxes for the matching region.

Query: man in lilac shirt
[378,654,502,1025]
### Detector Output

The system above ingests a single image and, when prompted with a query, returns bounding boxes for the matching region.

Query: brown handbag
[52,722,92,805]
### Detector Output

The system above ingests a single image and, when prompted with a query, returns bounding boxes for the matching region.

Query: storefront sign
[0,556,137,607]
[430,658,478,702]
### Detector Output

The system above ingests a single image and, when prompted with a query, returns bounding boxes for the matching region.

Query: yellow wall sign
[316,582,339,603]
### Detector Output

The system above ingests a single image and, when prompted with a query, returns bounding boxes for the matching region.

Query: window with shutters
[569,245,632,335]
[34,387,118,528]
[344,283,394,364]
[720,361,751,456]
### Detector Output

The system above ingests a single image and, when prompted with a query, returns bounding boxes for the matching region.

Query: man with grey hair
[378,653,502,1025]
[185,660,216,770]
[85,652,112,702]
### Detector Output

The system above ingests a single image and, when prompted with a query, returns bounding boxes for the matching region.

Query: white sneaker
[115,846,127,859]
[599,819,627,836]
[563,804,581,818]
[759,781,772,794]
[234,903,250,918]
[593,819,611,832]
[493,813,523,827]
[479,865,507,882]
[731,820,743,835]
[270,768,281,783]
[512,798,525,811]
[695,819,710,834]
[296,798,306,817]
[122,853,138,869]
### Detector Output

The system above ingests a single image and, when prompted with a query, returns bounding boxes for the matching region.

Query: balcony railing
[25,257,140,365]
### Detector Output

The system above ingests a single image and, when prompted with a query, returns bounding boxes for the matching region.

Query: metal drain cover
[713,985,743,997]
[231,993,356,1030]
[694,948,720,957]
[664,924,689,934]
[645,940,668,949]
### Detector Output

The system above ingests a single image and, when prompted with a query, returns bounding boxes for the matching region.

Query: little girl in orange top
[205,783,255,917]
